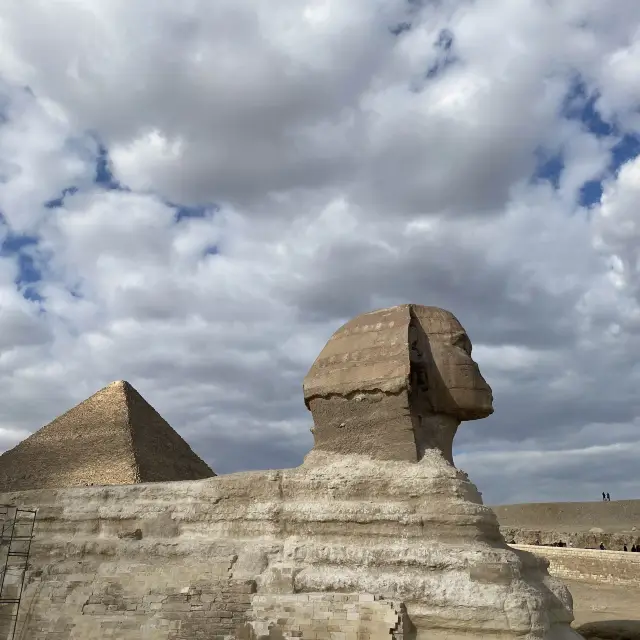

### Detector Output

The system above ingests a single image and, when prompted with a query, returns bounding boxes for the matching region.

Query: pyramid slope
[122,382,214,483]
[0,381,214,492]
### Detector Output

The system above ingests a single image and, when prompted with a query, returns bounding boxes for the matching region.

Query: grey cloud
[277,223,584,353]
[193,432,312,476]
[459,441,640,504]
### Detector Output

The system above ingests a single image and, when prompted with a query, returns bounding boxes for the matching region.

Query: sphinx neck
[413,413,461,465]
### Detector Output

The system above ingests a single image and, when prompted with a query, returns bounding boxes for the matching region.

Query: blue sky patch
[0,231,45,302]
[46,138,127,207]
[167,200,219,223]
[610,133,640,175]
[21,285,44,303]
[533,149,563,189]
[45,186,78,209]
[95,142,125,190]
[531,75,640,207]
[426,29,456,79]
[173,204,212,223]
[579,180,604,208]
[562,76,613,138]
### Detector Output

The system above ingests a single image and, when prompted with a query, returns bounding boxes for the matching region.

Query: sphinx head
[303,304,493,463]
[408,305,493,420]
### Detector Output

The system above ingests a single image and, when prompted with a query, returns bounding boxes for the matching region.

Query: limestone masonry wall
[501,526,640,551]
[239,594,406,639]
[14,569,406,640]
[0,539,259,639]
[0,499,408,640]
[514,544,640,587]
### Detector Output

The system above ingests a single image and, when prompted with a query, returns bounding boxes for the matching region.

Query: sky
[1,1,640,505]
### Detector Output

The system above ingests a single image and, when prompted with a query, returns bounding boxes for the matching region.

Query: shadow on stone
[575,620,640,640]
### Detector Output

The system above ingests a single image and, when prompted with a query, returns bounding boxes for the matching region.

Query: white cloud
[0,1,640,502]
[592,155,640,318]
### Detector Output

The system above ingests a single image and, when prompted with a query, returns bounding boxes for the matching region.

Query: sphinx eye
[453,334,472,355]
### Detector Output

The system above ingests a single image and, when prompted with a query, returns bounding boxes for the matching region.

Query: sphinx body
[0,454,577,640]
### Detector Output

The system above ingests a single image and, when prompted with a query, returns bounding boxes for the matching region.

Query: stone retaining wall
[513,544,640,587]
[6,559,257,640]
[500,526,640,551]
[238,594,406,640]
[10,561,405,640]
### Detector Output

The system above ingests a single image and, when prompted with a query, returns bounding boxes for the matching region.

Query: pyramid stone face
[0,381,214,492]
[123,382,215,483]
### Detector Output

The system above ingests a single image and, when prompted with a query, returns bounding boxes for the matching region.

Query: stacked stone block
[241,593,406,640]
[515,544,640,587]
[13,562,256,639]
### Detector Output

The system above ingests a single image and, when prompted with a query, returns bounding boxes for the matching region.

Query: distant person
[606,492,611,501]
[624,544,628,551]
[632,545,637,552]
[600,543,605,550]
[602,491,606,501]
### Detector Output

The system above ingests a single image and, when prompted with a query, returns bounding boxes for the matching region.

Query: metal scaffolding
[0,505,37,640]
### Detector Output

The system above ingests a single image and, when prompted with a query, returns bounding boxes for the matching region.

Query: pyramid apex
[104,380,136,393]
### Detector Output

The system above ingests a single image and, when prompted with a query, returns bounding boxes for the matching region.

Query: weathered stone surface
[495,500,640,553]
[501,527,640,552]
[0,380,214,492]
[239,593,408,639]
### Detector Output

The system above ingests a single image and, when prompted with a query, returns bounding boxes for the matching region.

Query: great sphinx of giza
[296,304,580,638]
[303,304,493,465]
[0,304,581,640]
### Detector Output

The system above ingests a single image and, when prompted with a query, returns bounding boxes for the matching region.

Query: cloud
[1,1,640,504]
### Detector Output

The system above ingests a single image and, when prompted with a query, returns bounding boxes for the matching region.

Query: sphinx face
[411,306,494,420]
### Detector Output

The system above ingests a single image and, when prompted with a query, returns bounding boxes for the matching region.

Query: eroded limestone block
[239,593,408,640]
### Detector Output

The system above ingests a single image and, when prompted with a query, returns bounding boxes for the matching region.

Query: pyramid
[0,381,215,492]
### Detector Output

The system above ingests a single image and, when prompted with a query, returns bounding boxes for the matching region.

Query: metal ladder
[0,505,37,640]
